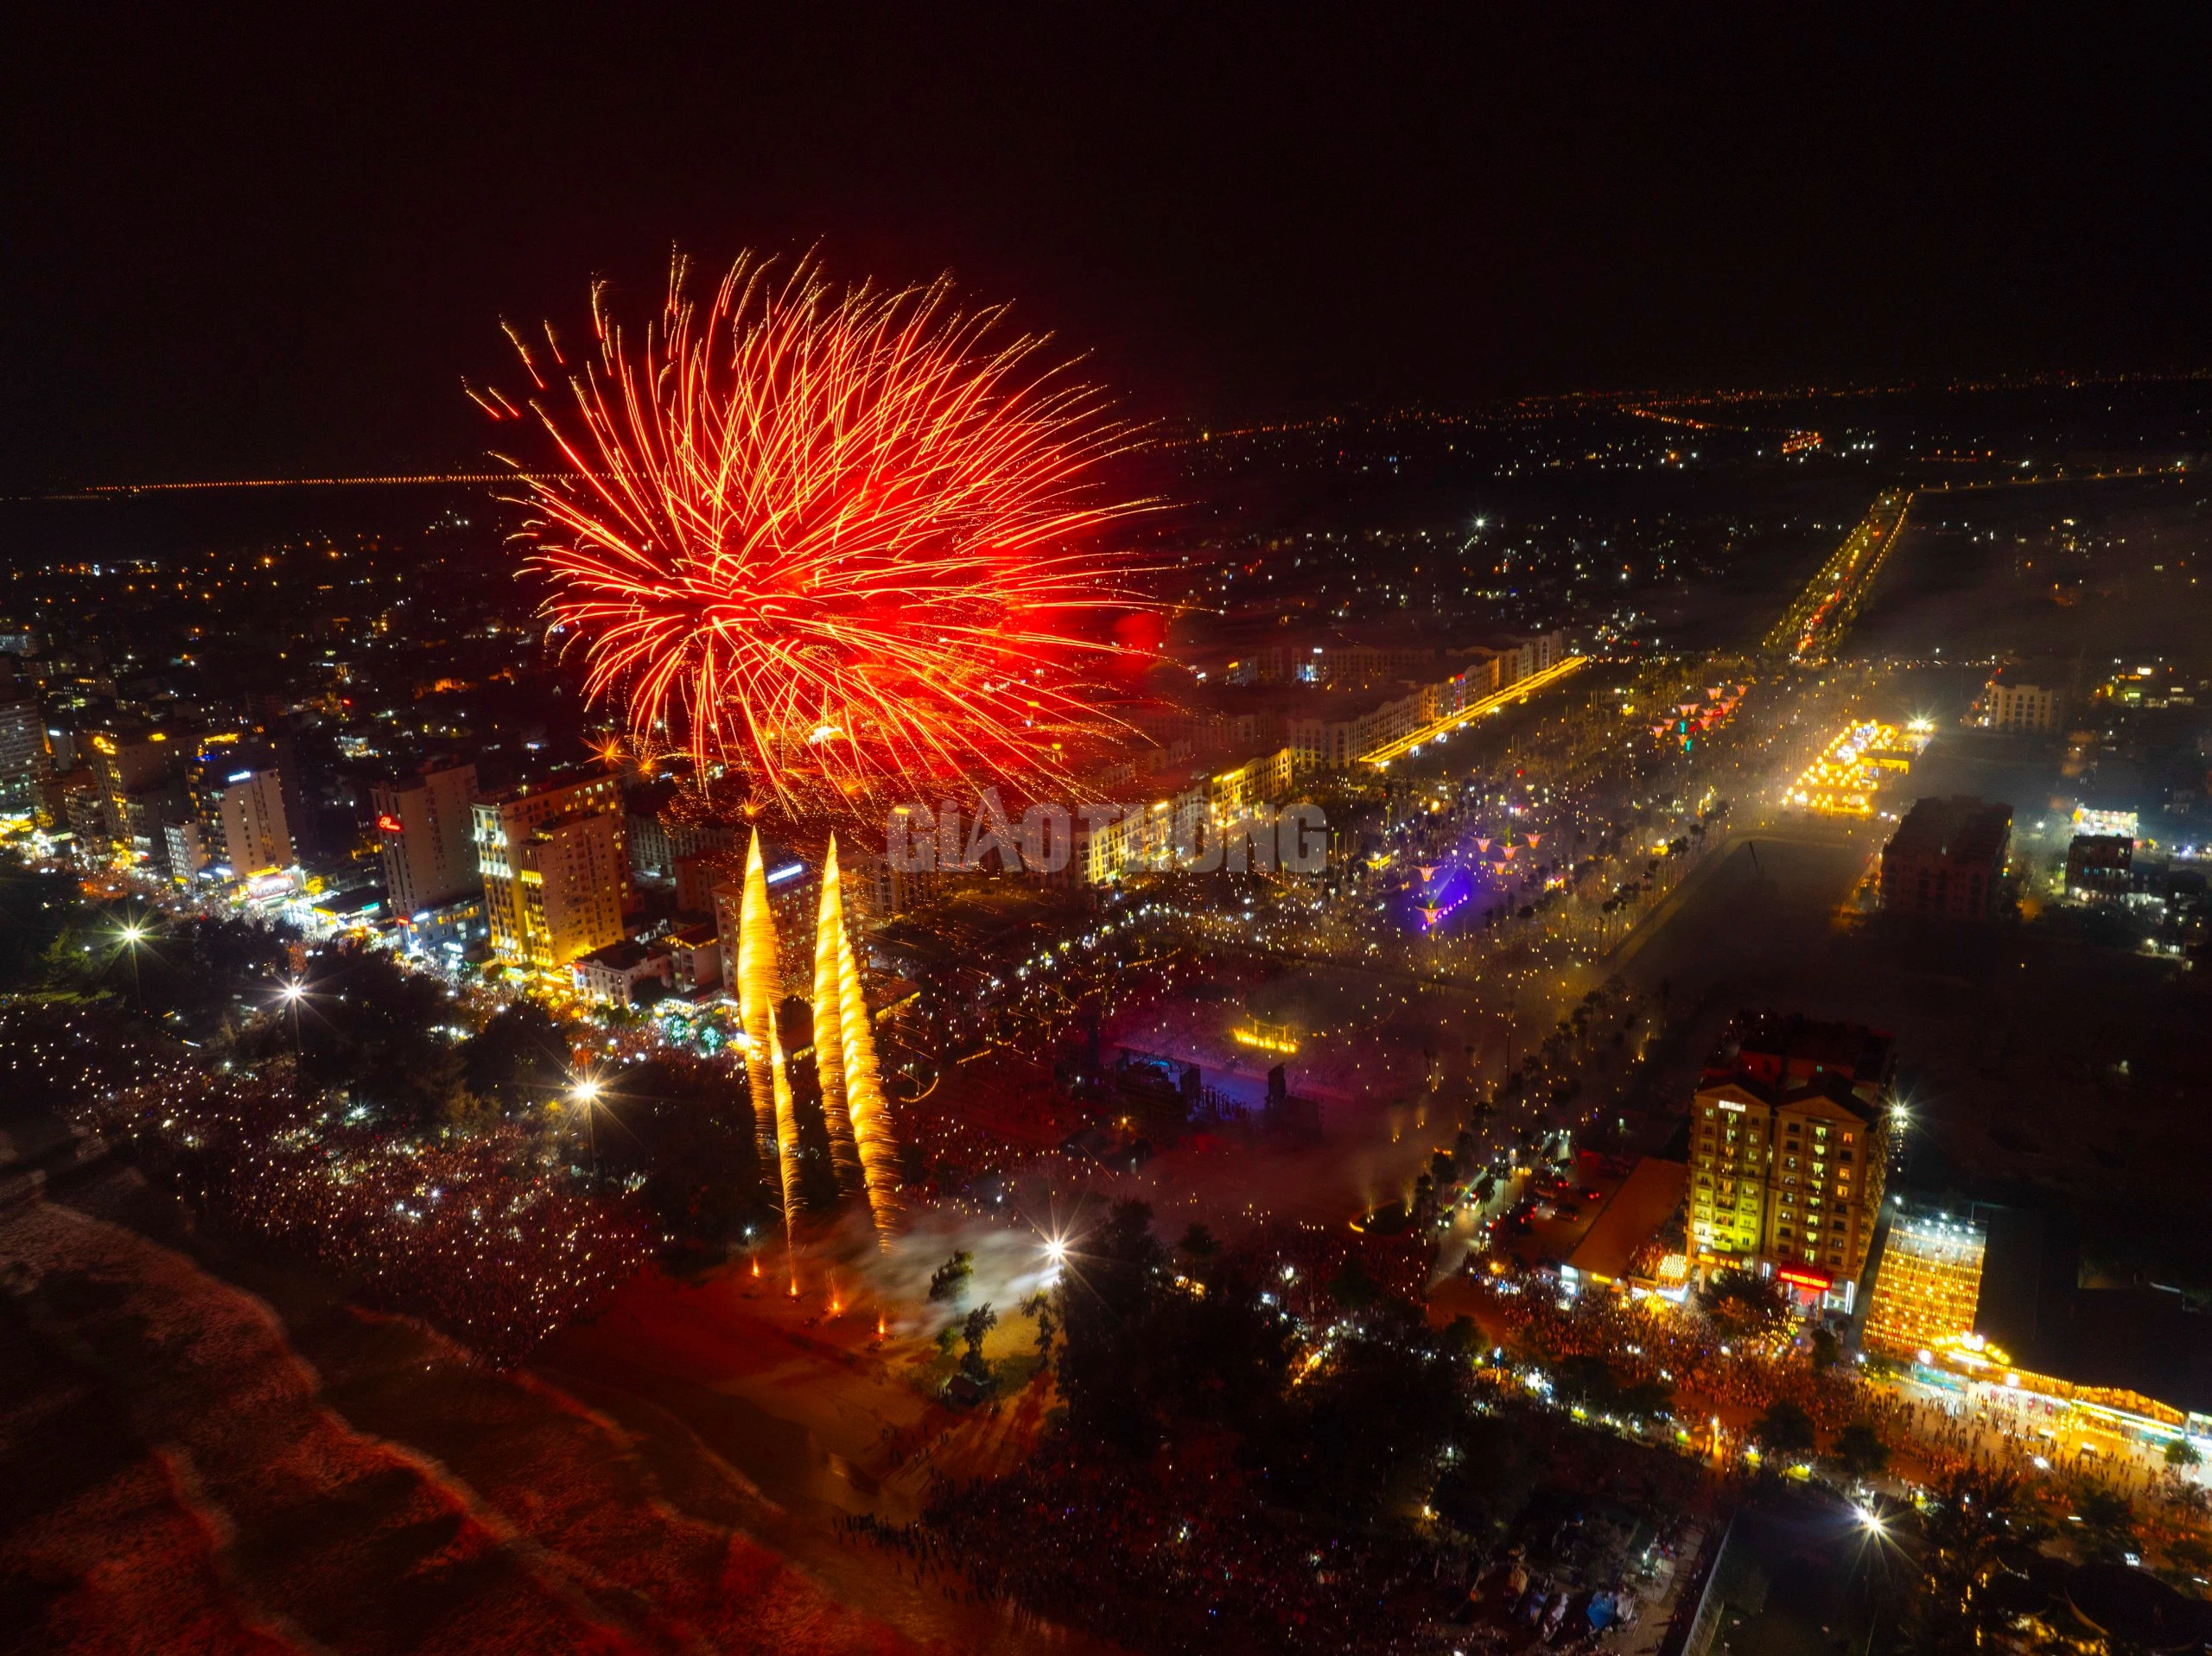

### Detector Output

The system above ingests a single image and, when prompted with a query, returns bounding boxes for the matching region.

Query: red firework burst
[480,252,1153,805]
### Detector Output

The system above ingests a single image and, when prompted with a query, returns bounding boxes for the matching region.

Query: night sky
[7,10,2209,490]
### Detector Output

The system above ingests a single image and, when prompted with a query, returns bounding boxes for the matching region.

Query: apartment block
[1688,1013,1894,1308]
[472,772,628,974]
[374,763,480,917]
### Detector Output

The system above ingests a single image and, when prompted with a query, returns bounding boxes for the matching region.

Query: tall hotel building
[472,772,629,979]
[374,762,481,916]
[1688,1012,1894,1309]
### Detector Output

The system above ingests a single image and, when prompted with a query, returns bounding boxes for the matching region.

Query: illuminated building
[471,772,626,974]
[1862,1212,1986,1359]
[1983,676,2062,733]
[507,812,625,975]
[661,922,721,992]
[0,696,45,810]
[571,939,672,1009]
[1689,1014,1894,1307]
[401,893,486,962]
[2065,833,2134,901]
[1879,796,2011,918]
[217,768,295,875]
[373,763,480,917]
[163,820,213,885]
[88,726,175,851]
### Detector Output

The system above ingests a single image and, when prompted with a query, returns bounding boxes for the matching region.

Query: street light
[570,1075,604,1178]
[277,978,308,1071]
[115,921,146,1010]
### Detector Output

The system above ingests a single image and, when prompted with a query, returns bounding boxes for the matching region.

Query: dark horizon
[7,11,2212,492]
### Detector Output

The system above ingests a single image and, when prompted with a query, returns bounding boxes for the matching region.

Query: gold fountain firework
[735,828,901,1266]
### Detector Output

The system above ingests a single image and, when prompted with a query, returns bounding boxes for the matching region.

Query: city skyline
[5,16,2212,1656]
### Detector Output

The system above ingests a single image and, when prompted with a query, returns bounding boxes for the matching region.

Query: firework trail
[487,252,1153,805]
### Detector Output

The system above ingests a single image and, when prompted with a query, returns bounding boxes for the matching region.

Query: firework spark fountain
[487,252,1153,806]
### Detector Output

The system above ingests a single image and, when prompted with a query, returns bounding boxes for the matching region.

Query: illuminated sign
[1233,1020,1300,1056]
[227,770,254,784]
[766,861,806,885]
[377,814,404,834]
[1717,1100,1746,1114]
[1777,1267,1834,1291]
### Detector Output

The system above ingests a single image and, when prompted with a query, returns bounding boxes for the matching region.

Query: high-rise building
[1688,1014,1894,1309]
[121,781,190,874]
[1983,677,2061,733]
[218,769,296,874]
[2064,833,2133,900]
[164,821,213,886]
[472,772,627,975]
[1862,1213,1986,1360]
[1879,796,2012,919]
[0,697,46,810]
[88,726,176,849]
[374,763,480,917]
[509,812,626,973]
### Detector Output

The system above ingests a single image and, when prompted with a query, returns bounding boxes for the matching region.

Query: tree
[1176,1222,1219,1264]
[1019,1290,1058,1367]
[1808,1326,1840,1372]
[928,1249,975,1306]
[1431,1408,1541,1545]
[462,1000,573,1110]
[2164,1437,2202,1470]
[1751,1399,1816,1458]
[1053,1200,1166,1451]
[1702,1267,1790,1340]
[2074,1486,2139,1566]
[0,862,83,992]
[1249,1295,1467,1522]
[1832,1420,1890,1483]
[959,1304,998,1383]
[1905,1468,2041,1654]
[1551,1354,1619,1412]
[1325,1258,1380,1311]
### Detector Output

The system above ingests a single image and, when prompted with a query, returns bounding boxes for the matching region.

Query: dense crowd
[884,1458,1463,1656]
[9,1005,652,1363]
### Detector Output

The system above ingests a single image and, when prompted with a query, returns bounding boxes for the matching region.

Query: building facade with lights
[217,768,296,875]
[1984,678,2062,733]
[472,771,628,976]
[1862,1211,1986,1358]
[373,762,480,917]
[1689,1012,1895,1308]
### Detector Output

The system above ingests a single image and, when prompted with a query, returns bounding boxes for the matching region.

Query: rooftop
[1885,795,2012,864]
[1707,1008,1894,1094]
[1565,1158,1689,1285]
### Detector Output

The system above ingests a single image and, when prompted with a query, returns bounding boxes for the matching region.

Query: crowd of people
[887,1457,1468,1656]
[22,1004,655,1364]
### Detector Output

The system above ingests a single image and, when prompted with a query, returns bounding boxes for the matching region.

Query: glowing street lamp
[115,920,147,1010]
[569,1075,605,1177]
[276,978,308,1067]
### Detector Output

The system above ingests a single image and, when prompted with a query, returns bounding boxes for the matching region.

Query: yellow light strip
[1360,655,1589,766]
